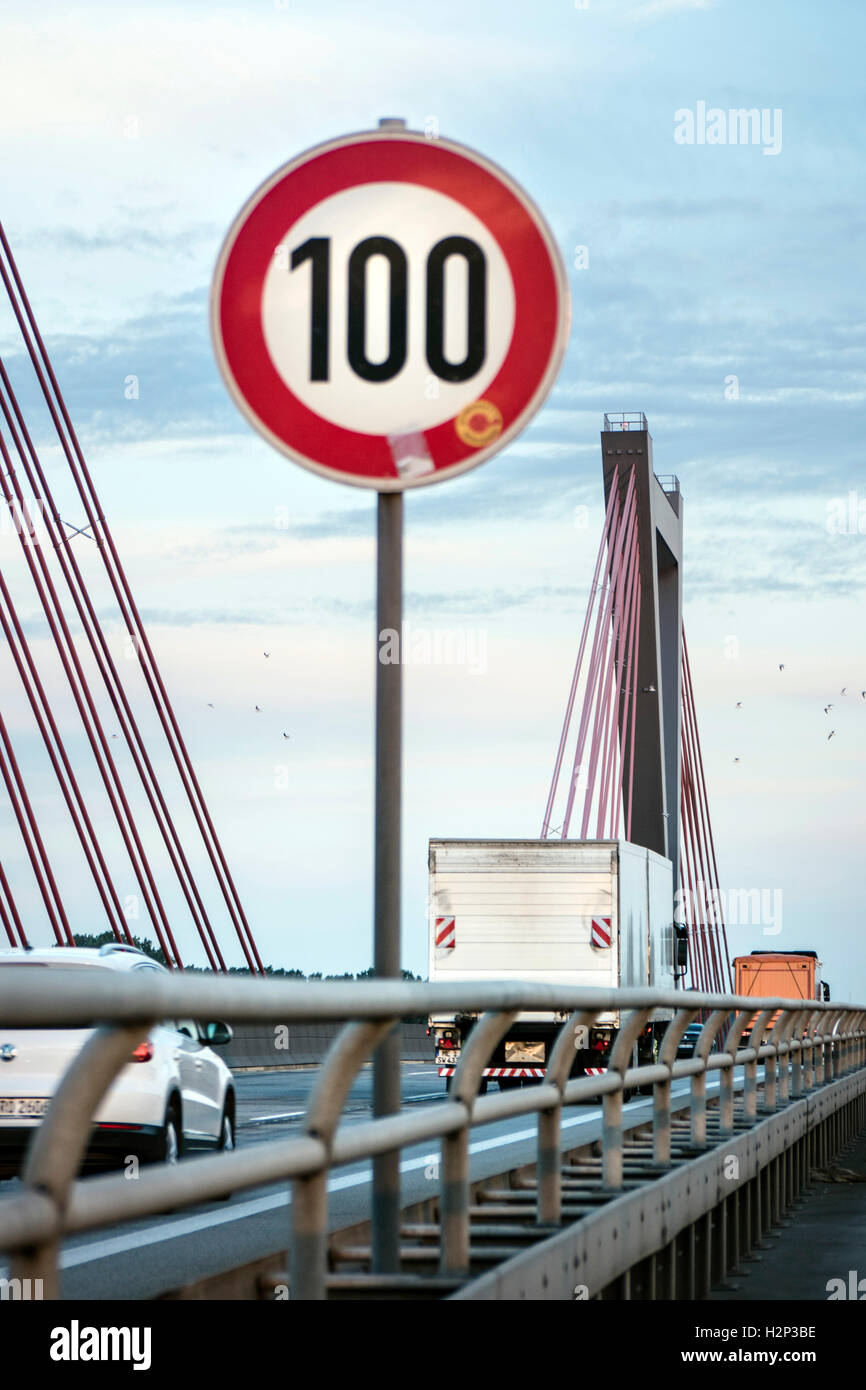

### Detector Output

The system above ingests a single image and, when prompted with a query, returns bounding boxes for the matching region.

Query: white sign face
[212,129,570,490]
[261,182,516,436]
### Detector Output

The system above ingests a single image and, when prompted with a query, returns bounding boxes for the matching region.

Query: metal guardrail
[0,971,863,1300]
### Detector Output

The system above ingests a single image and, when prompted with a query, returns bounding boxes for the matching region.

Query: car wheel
[214,1101,235,1201]
[160,1101,182,1165]
[218,1103,235,1152]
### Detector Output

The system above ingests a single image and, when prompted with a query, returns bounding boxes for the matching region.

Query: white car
[0,944,236,1179]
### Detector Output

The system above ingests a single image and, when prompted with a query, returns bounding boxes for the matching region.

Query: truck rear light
[130,1041,154,1063]
[439,1038,456,1049]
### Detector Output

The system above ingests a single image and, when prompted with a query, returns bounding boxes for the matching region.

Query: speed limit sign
[211,127,570,490]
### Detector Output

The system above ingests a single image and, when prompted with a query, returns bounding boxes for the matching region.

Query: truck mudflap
[437,1066,546,1079]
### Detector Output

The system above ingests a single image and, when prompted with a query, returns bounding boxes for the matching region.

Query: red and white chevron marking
[590,915,611,949]
[584,1067,607,1075]
[434,916,455,949]
[437,1066,546,1078]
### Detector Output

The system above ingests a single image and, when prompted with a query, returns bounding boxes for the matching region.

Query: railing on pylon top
[603,411,648,431]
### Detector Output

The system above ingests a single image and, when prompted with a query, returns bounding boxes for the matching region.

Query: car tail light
[131,1041,154,1063]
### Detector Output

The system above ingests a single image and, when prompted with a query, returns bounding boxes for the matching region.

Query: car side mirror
[202,1021,233,1046]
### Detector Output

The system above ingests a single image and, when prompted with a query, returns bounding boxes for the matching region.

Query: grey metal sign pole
[372,490,402,1272]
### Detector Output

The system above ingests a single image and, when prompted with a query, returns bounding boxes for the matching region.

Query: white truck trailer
[428,838,677,1090]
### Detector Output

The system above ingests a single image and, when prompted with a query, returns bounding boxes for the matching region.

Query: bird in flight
[824,705,833,714]
[828,730,836,740]
[735,702,742,709]
[841,687,847,695]
[282,732,290,740]
[255,705,262,712]
[207,702,214,708]
[733,757,740,763]
[778,664,785,671]
[264,652,270,658]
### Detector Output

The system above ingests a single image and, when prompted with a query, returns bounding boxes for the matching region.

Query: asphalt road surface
[0,1063,721,1300]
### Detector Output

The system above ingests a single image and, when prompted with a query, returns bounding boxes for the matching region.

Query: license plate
[0,1097,50,1118]
[505,1041,545,1065]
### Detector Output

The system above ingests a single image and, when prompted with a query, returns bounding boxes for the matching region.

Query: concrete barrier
[223,1021,434,1070]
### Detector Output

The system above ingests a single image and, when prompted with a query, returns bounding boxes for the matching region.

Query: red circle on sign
[211,129,570,490]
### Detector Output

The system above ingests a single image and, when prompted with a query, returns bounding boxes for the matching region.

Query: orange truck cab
[733,950,829,1039]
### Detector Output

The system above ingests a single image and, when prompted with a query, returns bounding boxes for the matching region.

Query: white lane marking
[246,1110,307,1124]
[247,1087,442,1122]
[13,1077,724,1273]
[58,1192,289,1267]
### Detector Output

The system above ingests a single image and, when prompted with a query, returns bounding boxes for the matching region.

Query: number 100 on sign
[265,184,514,437]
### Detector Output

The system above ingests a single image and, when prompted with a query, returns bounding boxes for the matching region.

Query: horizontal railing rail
[0,971,863,1300]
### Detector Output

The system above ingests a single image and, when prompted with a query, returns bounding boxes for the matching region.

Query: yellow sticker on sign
[455,400,503,448]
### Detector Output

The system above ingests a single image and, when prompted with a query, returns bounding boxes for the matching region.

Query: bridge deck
[709,1125,866,1302]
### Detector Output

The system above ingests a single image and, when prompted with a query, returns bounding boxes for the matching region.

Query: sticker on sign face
[263,183,516,437]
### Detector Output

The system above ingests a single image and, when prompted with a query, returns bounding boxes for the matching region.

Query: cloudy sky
[1,0,864,996]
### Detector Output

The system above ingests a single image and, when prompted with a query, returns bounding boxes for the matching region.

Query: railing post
[655,1009,697,1164]
[441,1009,517,1276]
[782,1009,805,1101]
[603,1009,651,1188]
[841,1010,856,1073]
[815,1013,827,1087]
[691,1010,728,1147]
[291,1171,329,1301]
[802,1010,820,1092]
[826,1009,845,1081]
[292,1018,396,1300]
[743,1010,774,1122]
[719,1011,749,1135]
[539,1010,598,1223]
[790,1009,811,1098]
[763,1013,790,1114]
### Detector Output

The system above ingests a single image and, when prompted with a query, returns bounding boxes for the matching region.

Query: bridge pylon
[600,412,682,873]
